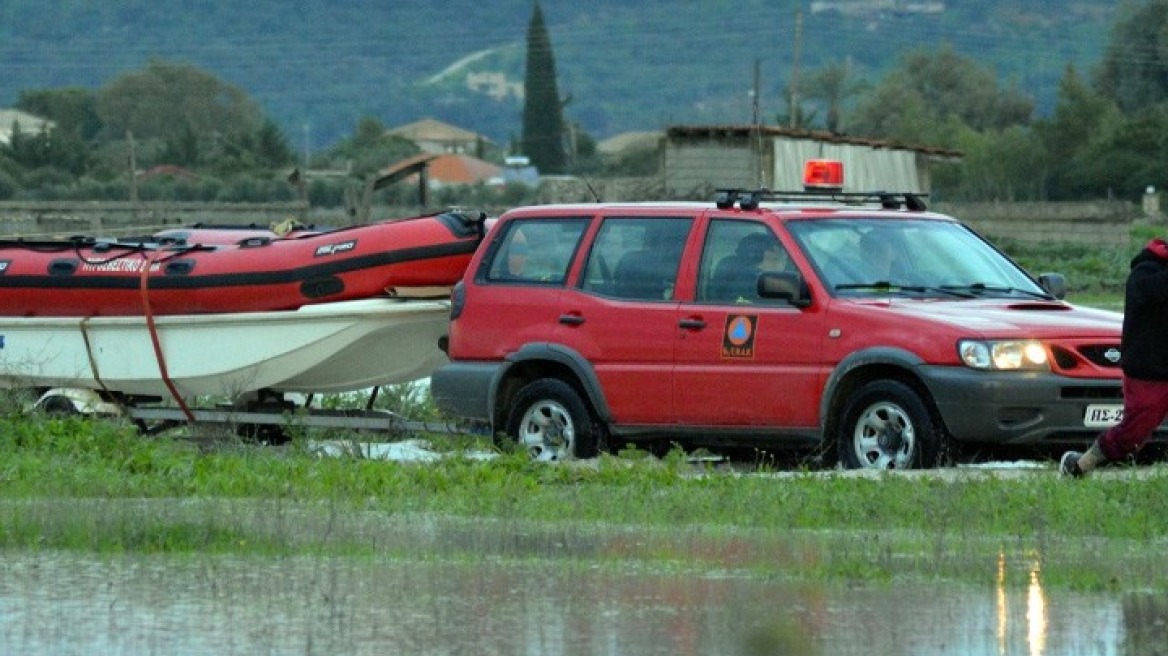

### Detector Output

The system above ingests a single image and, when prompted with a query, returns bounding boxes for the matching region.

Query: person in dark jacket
[1061,238,1168,476]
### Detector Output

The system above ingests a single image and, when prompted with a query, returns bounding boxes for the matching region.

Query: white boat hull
[0,298,451,398]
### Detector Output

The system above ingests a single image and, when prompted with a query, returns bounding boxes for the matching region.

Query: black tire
[504,378,598,461]
[837,380,947,470]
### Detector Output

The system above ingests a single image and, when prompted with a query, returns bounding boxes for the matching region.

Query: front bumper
[918,365,1168,445]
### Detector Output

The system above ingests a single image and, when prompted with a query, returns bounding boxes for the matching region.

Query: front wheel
[504,378,598,461]
[837,380,947,470]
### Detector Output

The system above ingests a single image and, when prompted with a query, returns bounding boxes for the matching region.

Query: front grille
[1078,344,1123,369]
[1061,386,1123,400]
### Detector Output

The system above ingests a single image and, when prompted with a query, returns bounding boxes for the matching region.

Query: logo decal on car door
[722,314,757,359]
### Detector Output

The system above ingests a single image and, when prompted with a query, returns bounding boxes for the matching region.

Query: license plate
[1084,404,1123,428]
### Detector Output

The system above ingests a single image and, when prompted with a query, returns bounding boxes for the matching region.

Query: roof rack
[713,188,929,212]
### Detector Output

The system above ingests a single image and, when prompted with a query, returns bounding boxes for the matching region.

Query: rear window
[483,217,590,284]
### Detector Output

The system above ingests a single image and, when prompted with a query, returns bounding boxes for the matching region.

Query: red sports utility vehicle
[432,162,1160,469]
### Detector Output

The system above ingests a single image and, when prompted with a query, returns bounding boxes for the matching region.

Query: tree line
[3,1,1168,207]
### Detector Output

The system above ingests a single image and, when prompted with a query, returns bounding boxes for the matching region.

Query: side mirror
[1038,272,1067,300]
[758,271,812,308]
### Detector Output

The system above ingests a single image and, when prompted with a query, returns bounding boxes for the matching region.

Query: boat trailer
[32,386,481,443]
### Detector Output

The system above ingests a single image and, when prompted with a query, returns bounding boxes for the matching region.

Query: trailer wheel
[837,380,947,470]
[504,378,598,461]
[39,395,79,416]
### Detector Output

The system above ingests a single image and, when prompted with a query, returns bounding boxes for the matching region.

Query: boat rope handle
[139,249,195,423]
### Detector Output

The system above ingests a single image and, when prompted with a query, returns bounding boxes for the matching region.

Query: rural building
[466,72,524,101]
[424,153,502,188]
[375,152,502,190]
[387,118,492,156]
[0,109,54,145]
[663,124,961,197]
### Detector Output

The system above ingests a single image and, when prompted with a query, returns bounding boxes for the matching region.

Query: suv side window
[580,216,692,301]
[484,218,589,284]
[698,220,790,303]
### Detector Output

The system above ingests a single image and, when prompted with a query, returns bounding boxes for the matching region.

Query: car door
[455,216,590,357]
[673,216,828,429]
[553,214,694,425]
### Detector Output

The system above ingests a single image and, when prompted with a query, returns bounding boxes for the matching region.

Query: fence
[0,201,319,239]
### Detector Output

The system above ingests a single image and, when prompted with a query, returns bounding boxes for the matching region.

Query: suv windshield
[787,217,1050,299]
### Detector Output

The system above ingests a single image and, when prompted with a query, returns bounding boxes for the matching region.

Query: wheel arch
[820,347,948,451]
[491,343,610,430]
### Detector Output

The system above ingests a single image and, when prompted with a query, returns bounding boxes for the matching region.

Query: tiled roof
[374,153,501,189]
[428,154,502,185]
[387,118,487,143]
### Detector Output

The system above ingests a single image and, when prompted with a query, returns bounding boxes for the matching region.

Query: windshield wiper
[835,282,977,298]
[942,283,1053,300]
[835,281,897,291]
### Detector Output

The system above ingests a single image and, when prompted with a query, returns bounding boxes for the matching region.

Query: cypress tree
[521,1,567,174]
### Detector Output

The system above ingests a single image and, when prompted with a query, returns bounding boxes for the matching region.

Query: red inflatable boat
[0,210,487,317]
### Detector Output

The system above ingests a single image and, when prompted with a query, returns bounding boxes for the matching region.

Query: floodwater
[0,515,1158,656]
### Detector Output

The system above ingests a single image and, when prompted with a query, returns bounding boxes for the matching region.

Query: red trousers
[1098,376,1168,460]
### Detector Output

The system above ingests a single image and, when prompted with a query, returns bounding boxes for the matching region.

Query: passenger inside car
[710,232,786,302]
[612,221,689,300]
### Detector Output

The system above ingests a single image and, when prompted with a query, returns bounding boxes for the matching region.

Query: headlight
[958,339,1049,370]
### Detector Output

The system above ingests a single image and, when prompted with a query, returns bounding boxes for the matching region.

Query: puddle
[0,514,1157,655]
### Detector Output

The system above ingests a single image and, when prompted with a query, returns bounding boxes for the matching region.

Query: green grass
[2,413,1167,591]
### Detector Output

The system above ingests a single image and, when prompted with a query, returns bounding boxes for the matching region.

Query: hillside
[0,0,1118,149]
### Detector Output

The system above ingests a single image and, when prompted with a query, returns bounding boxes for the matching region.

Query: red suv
[432,162,1156,469]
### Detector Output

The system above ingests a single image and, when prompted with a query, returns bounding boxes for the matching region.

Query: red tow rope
[140,250,195,423]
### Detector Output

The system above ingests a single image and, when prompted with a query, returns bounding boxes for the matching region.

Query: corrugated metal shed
[664,124,961,197]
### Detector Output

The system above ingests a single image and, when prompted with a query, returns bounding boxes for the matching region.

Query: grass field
[2,411,1167,592]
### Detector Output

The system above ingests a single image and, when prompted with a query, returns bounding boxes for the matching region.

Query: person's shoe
[1059,451,1085,478]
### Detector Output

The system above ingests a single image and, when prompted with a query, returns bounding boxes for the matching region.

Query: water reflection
[0,518,1138,655]
[997,551,1050,655]
[1027,558,1047,656]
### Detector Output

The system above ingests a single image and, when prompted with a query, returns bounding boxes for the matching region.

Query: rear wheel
[837,380,947,469]
[504,378,598,461]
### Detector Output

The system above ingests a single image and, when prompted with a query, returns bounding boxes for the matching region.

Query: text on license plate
[1084,404,1123,428]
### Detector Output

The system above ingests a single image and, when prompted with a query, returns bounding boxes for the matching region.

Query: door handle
[559,314,585,326]
[678,318,706,330]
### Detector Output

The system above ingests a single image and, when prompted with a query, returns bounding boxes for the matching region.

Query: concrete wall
[663,138,759,197]
[937,200,1151,247]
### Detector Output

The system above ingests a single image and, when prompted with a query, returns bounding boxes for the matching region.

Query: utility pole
[789,7,803,129]
[302,123,310,170]
[127,130,138,204]
[753,58,763,188]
